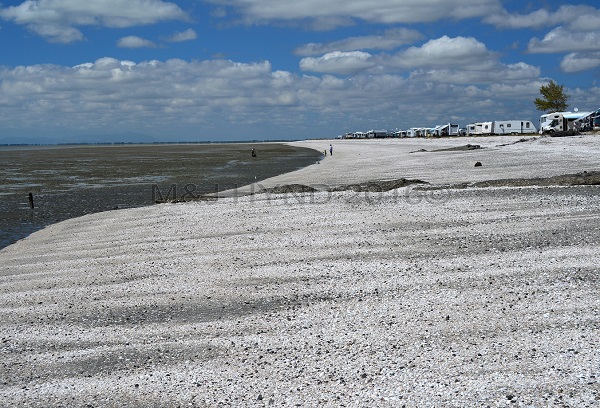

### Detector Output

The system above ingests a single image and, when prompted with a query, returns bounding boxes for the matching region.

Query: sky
[1,0,600,143]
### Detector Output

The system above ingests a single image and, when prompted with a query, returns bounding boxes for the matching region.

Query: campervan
[539,111,590,134]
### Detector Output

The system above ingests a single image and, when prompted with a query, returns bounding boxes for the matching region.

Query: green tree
[534,80,570,112]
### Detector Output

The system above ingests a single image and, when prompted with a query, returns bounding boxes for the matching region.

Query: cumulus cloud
[294,28,423,56]
[408,62,540,85]
[0,55,560,141]
[0,0,188,43]
[117,36,156,48]
[0,58,306,131]
[208,0,501,27]
[297,35,542,85]
[167,28,197,42]
[484,5,600,31]
[392,36,493,69]
[486,5,600,62]
[298,36,499,76]
[560,52,600,73]
[528,27,600,53]
[300,51,376,75]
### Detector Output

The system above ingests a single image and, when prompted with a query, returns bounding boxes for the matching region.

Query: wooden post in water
[28,192,34,209]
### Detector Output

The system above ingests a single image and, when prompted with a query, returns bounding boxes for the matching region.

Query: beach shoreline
[214,134,600,196]
[1,135,599,406]
[0,142,322,250]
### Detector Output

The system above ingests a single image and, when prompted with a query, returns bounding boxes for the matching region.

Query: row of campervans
[341,120,538,139]
[396,124,461,137]
[539,108,600,134]
[340,109,600,139]
[342,124,465,138]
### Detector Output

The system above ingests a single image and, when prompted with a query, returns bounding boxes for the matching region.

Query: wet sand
[0,143,321,249]
[0,135,599,407]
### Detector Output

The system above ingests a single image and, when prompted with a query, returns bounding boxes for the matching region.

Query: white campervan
[539,111,590,134]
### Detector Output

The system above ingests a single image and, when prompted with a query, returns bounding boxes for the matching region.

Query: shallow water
[0,143,322,249]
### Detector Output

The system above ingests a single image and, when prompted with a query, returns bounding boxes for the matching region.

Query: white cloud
[408,62,540,85]
[0,0,188,43]
[484,8,560,29]
[300,51,376,75]
[117,36,156,48]
[393,36,493,69]
[0,56,590,141]
[485,5,600,60]
[167,28,197,42]
[502,62,541,80]
[484,5,600,31]
[528,27,600,54]
[294,28,423,56]
[299,36,500,76]
[208,0,502,27]
[560,52,600,73]
[297,36,543,88]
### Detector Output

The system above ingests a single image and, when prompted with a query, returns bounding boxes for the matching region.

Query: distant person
[323,149,327,157]
[329,144,333,156]
[251,148,257,157]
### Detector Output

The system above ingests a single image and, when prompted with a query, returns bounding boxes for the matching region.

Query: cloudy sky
[1,0,600,143]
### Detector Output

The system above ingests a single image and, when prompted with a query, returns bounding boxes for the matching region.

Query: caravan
[366,129,389,138]
[407,128,427,137]
[466,120,536,135]
[493,120,537,134]
[433,123,460,136]
[477,122,494,135]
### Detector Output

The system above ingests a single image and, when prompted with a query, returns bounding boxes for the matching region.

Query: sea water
[0,143,322,249]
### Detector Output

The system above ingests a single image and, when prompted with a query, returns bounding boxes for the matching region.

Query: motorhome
[539,112,568,134]
[539,111,590,134]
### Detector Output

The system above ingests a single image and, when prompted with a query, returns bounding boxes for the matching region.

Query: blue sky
[1,0,600,143]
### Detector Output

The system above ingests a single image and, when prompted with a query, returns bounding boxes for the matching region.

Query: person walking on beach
[329,144,333,156]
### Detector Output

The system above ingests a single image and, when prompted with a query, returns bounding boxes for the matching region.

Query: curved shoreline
[1,135,599,406]
[212,134,600,197]
[0,142,322,250]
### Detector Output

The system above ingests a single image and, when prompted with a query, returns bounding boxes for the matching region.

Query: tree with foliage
[534,80,570,112]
